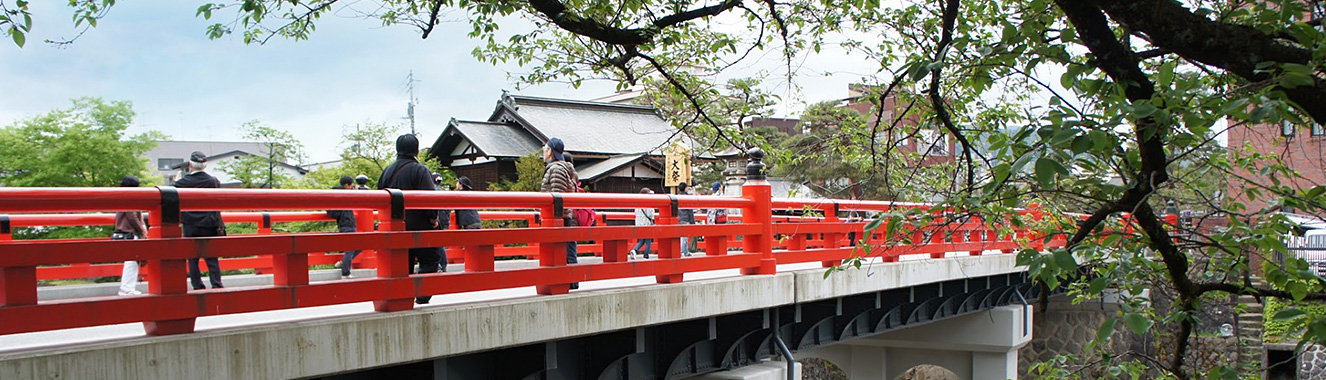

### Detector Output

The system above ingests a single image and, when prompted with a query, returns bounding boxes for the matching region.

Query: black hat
[396,134,419,155]
[457,176,473,190]
[340,176,354,186]
[120,175,140,187]
[189,151,207,163]
[545,137,565,161]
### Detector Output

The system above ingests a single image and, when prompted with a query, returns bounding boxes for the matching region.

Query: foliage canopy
[11,0,1326,377]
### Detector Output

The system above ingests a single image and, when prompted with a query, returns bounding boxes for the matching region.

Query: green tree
[487,153,545,192]
[0,97,161,187]
[222,120,305,188]
[16,1,1326,377]
[636,76,780,152]
[288,122,402,189]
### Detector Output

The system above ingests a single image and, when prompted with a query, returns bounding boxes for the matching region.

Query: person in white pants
[113,175,148,296]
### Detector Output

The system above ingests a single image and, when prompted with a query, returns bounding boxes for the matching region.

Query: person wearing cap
[328,176,361,279]
[114,175,148,296]
[354,174,370,190]
[377,134,444,304]
[540,137,581,289]
[454,176,482,230]
[173,151,225,290]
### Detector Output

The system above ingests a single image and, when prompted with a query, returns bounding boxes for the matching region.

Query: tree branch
[527,0,741,46]
[927,0,976,190]
[1094,0,1326,124]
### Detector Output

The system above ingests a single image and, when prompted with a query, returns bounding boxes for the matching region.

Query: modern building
[144,141,307,187]
[429,93,701,193]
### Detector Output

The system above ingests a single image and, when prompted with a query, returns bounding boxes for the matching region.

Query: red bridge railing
[0,178,1060,337]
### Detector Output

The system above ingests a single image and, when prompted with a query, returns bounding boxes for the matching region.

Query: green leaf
[1273,308,1308,322]
[1088,276,1109,294]
[1097,317,1118,341]
[1123,312,1153,335]
[863,216,884,233]
[1053,249,1076,270]
[10,27,23,47]
[1131,102,1157,119]
[1034,157,1057,185]
[1070,135,1093,154]
[1010,153,1035,175]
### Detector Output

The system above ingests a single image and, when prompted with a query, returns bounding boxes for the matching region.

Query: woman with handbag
[114,175,148,296]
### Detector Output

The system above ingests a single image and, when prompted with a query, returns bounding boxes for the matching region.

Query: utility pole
[404,71,420,135]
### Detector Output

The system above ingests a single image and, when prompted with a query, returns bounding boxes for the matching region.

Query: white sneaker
[341,274,353,280]
[333,261,342,269]
[118,290,142,296]
[629,250,637,260]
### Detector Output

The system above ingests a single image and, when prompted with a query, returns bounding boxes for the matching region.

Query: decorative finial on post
[746,147,766,180]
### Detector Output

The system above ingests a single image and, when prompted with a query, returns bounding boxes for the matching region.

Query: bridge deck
[0,255,1020,380]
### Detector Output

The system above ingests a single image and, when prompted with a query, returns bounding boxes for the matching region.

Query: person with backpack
[540,138,580,289]
[114,175,148,296]
[377,134,443,304]
[629,187,656,259]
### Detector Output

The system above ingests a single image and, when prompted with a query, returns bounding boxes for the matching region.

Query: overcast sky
[0,2,882,163]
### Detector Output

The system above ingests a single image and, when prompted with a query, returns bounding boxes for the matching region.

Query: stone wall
[1300,343,1326,380]
[1018,296,1136,375]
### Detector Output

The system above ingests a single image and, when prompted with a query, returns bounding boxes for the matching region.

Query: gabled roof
[170,150,309,174]
[432,119,543,160]
[575,154,656,181]
[490,94,688,156]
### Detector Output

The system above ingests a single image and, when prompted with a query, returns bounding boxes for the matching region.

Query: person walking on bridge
[174,151,225,290]
[454,176,482,230]
[328,176,361,279]
[540,137,580,289]
[630,187,657,260]
[377,134,443,304]
[114,175,148,296]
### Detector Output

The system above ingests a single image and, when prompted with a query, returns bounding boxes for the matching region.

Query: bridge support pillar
[800,305,1032,380]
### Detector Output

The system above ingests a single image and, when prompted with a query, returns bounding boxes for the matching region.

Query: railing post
[0,214,36,308]
[143,186,196,335]
[353,209,376,268]
[656,196,682,284]
[272,216,308,286]
[537,196,570,295]
[374,189,414,312]
[821,203,843,268]
[254,212,274,274]
[740,148,776,275]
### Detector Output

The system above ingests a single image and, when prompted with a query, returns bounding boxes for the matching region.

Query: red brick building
[1226,120,1326,214]
[429,93,698,193]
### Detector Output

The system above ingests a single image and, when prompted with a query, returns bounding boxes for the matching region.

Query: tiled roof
[451,120,543,157]
[494,95,689,155]
[575,154,652,181]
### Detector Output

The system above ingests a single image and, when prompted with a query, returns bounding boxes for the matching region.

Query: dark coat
[326,186,357,231]
[377,155,438,231]
[173,171,223,230]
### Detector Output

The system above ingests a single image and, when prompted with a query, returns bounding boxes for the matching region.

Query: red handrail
[0,180,1059,337]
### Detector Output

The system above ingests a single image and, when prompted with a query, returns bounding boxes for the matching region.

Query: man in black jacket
[377,134,443,304]
[329,176,360,279]
[174,151,225,290]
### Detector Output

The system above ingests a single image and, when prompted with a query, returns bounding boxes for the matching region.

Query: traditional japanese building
[429,92,698,193]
